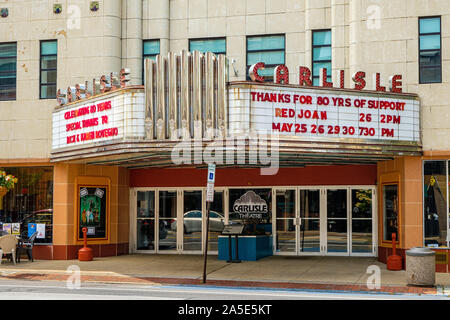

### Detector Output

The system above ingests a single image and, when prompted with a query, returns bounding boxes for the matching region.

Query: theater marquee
[52,88,145,151]
[50,51,422,167]
[228,84,420,143]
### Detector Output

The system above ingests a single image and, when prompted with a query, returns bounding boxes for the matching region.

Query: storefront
[128,167,378,257]
[46,51,443,269]
[423,159,449,248]
[0,166,54,244]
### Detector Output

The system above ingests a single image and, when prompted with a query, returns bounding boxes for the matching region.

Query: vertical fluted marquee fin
[168,52,178,140]
[144,58,154,140]
[193,50,203,140]
[144,51,227,141]
[156,54,166,140]
[205,52,215,139]
[180,50,191,140]
[217,54,227,136]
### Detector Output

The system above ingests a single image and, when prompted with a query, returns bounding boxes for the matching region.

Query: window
[143,39,160,61]
[142,40,160,84]
[185,210,201,218]
[40,40,57,99]
[0,42,17,101]
[382,184,398,242]
[247,35,285,82]
[0,167,54,244]
[312,30,332,86]
[424,161,448,247]
[210,211,221,219]
[419,17,441,84]
[189,38,226,55]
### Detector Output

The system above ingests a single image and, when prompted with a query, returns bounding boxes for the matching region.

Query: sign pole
[202,201,211,283]
[202,164,216,284]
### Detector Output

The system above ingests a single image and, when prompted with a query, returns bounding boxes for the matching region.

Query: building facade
[0,0,449,271]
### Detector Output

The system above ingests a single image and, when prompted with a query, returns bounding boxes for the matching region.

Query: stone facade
[0,0,449,160]
[0,0,449,262]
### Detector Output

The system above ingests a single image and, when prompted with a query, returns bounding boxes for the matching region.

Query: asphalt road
[0,279,448,300]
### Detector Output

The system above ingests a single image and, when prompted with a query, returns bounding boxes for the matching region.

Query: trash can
[406,247,435,286]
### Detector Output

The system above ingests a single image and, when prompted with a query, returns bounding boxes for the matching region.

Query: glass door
[325,189,349,254]
[207,190,225,253]
[273,188,322,255]
[299,189,321,254]
[351,188,375,255]
[136,190,156,252]
[271,186,376,257]
[182,190,203,253]
[158,190,178,252]
[275,189,297,254]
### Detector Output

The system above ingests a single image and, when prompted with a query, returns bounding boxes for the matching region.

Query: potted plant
[0,170,18,198]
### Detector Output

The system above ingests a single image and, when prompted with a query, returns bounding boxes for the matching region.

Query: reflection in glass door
[183,190,203,252]
[299,189,321,253]
[158,191,178,252]
[326,189,348,253]
[351,189,373,254]
[136,191,156,251]
[275,189,296,253]
[208,191,225,253]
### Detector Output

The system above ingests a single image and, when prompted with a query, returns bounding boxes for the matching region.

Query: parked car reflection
[171,210,225,233]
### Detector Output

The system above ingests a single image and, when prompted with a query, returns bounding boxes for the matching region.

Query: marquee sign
[229,84,420,143]
[56,69,131,106]
[52,89,145,151]
[51,51,421,165]
[249,64,403,93]
[233,191,269,219]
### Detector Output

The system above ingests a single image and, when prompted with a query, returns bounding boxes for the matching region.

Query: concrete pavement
[1,279,448,300]
[1,254,450,295]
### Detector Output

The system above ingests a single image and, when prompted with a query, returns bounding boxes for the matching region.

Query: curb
[0,271,444,296]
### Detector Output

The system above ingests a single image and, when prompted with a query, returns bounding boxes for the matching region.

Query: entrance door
[135,190,156,252]
[298,189,321,254]
[274,188,322,255]
[274,189,297,254]
[132,189,178,253]
[182,190,203,253]
[132,188,223,255]
[325,189,349,254]
[350,188,375,255]
[273,186,376,256]
[158,190,178,252]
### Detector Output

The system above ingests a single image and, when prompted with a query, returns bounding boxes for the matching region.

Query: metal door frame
[271,185,377,257]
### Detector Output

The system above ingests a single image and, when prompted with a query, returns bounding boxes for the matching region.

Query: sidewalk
[1,254,449,296]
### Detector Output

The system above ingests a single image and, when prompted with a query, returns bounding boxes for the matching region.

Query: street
[0,279,448,300]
